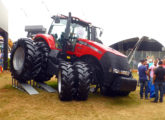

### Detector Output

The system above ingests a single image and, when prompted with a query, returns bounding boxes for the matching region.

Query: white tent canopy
[0,0,8,32]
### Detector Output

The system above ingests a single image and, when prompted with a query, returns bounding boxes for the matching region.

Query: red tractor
[10,13,137,101]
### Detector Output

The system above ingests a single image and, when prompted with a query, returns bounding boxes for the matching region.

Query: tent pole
[2,31,8,70]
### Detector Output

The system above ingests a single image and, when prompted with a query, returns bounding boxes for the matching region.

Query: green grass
[0,71,165,120]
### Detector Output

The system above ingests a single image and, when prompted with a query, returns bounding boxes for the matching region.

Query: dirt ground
[0,71,165,120]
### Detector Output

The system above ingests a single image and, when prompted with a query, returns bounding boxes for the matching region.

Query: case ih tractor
[10,13,137,101]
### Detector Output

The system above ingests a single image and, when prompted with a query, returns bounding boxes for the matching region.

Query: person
[0,50,1,59]
[148,60,157,98]
[137,60,143,86]
[0,50,2,66]
[138,60,143,68]
[156,58,161,66]
[148,59,153,68]
[138,59,149,99]
[153,61,165,103]
[162,59,165,68]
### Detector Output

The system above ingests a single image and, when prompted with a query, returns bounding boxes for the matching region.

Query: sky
[2,0,165,46]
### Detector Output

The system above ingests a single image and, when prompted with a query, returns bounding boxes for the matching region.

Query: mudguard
[34,34,56,49]
[47,50,60,75]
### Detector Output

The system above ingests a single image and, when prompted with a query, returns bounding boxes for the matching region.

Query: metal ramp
[12,78,39,95]
[12,78,56,95]
[19,83,39,95]
[37,82,56,93]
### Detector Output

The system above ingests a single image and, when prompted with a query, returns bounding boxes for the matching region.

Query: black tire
[10,38,35,82]
[74,61,91,100]
[100,85,110,96]
[100,73,114,96]
[58,61,75,101]
[32,41,53,82]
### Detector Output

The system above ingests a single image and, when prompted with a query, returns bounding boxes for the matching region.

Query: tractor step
[37,82,56,93]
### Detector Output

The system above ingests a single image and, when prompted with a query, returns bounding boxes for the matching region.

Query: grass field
[0,71,165,120]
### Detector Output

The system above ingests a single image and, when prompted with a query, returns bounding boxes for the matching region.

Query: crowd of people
[138,57,165,103]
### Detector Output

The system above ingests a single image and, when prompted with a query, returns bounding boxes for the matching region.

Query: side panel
[34,34,56,50]
[75,39,127,58]
[74,42,104,60]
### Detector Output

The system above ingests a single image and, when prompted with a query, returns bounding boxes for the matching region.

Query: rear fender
[34,34,56,49]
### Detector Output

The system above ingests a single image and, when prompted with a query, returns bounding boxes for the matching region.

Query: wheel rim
[58,71,62,94]
[13,47,25,74]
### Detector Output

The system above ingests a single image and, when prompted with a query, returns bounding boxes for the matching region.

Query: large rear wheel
[10,38,35,82]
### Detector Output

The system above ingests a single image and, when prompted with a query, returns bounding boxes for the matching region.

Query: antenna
[41,0,51,17]
[20,8,28,18]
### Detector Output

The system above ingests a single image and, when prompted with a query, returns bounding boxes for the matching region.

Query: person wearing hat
[153,60,165,103]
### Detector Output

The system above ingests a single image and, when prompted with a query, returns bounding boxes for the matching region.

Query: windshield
[70,23,88,39]
[48,18,89,50]
[49,19,88,40]
[49,19,67,39]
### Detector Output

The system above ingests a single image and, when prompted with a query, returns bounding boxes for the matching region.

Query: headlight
[120,70,130,76]
[113,68,120,73]
[110,68,130,76]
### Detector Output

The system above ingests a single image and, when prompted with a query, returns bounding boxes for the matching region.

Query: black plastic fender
[47,50,60,75]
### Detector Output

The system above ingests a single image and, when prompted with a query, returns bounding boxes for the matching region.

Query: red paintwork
[73,38,127,60]
[88,40,127,58]
[34,34,56,49]
[34,34,127,60]
[59,15,91,24]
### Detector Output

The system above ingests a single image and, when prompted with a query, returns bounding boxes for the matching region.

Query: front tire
[58,61,75,101]
[74,61,91,100]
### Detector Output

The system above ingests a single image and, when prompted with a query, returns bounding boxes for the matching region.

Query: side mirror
[99,31,102,37]
[91,26,96,41]
[99,29,103,37]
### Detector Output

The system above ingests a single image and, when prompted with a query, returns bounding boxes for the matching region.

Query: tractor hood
[100,51,130,73]
[78,38,127,59]
[88,41,127,58]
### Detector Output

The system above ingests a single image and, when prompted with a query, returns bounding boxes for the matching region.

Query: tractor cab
[48,13,103,51]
